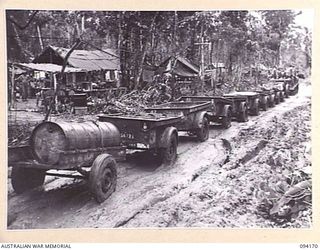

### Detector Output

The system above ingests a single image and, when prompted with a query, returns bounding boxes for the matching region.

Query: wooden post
[173,11,177,55]
[200,37,205,93]
[53,74,58,112]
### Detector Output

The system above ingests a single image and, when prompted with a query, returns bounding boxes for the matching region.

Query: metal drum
[30,121,120,165]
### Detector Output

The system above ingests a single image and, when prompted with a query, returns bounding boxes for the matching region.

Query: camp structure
[31,45,121,89]
[204,62,226,87]
[156,56,200,84]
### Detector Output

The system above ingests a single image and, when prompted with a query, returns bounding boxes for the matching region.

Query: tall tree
[261,10,296,65]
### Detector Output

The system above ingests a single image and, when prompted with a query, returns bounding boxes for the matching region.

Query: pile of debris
[253,109,312,226]
[88,85,173,115]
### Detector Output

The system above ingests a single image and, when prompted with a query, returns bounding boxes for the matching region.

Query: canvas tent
[156,56,199,78]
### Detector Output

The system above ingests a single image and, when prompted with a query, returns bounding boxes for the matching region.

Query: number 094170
[300,244,318,248]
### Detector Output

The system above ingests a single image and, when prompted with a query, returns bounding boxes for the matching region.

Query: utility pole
[195,37,211,93]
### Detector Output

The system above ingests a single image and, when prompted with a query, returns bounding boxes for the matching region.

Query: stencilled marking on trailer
[120,132,135,139]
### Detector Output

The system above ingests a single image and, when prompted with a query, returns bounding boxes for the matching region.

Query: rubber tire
[196,117,209,142]
[261,97,268,111]
[89,154,117,203]
[11,167,46,194]
[252,99,260,116]
[268,95,275,107]
[284,85,289,98]
[279,91,285,102]
[159,134,177,165]
[221,110,232,129]
[292,85,299,95]
[274,92,280,104]
[237,107,249,122]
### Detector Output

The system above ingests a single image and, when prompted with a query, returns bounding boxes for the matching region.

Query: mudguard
[158,126,178,149]
[283,82,289,92]
[253,98,260,109]
[289,83,299,91]
[289,84,299,95]
[221,105,232,117]
[269,94,275,102]
[261,96,268,105]
[238,102,247,113]
[193,111,209,129]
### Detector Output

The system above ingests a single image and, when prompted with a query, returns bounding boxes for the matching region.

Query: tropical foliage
[6,10,312,88]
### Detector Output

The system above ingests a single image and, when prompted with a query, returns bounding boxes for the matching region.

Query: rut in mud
[114,102,311,228]
[8,137,230,229]
[7,81,311,229]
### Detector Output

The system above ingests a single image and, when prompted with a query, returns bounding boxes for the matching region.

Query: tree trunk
[134,12,158,89]
[117,12,123,49]
[276,42,281,66]
[228,53,233,74]
[189,22,197,61]
[119,14,130,87]
[237,56,243,86]
[11,23,24,61]
[211,39,215,64]
[10,65,15,109]
[172,11,178,56]
[37,25,44,50]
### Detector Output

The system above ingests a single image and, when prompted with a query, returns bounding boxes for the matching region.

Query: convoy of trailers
[8,79,299,203]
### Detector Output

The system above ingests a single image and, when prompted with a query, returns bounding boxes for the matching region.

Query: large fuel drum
[30,121,121,165]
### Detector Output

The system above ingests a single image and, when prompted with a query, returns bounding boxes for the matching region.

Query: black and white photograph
[6,9,313,230]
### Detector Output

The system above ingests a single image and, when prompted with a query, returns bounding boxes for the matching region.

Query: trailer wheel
[196,117,209,141]
[261,97,268,111]
[292,85,299,95]
[237,107,248,122]
[11,167,46,194]
[274,92,280,104]
[252,99,260,116]
[159,134,177,165]
[221,110,232,129]
[279,91,285,102]
[89,154,117,203]
[284,85,289,98]
[268,95,275,107]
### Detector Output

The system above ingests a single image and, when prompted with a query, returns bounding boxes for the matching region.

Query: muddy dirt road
[7,80,312,229]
